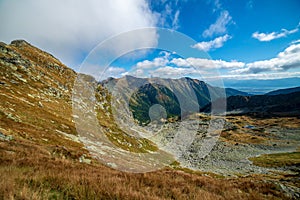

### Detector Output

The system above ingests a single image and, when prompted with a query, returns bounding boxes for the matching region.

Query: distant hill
[220,77,300,94]
[225,88,251,96]
[201,91,300,117]
[265,86,300,95]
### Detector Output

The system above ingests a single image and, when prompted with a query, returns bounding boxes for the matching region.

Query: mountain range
[102,76,250,124]
[102,76,300,124]
[1,39,299,127]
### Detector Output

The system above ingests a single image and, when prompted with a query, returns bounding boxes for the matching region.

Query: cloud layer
[0,0,158,68]
[115,42,300,80]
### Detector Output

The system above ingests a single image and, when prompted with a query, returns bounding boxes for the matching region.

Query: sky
[0,0,300,82]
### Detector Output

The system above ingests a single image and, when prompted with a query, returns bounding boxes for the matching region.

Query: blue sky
[107,0,300,81]
[0,0,300,82]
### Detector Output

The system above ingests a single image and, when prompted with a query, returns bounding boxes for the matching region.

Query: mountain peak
[10,39,31,47]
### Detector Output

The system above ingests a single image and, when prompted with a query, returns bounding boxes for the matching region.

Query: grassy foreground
[0,138,293,200]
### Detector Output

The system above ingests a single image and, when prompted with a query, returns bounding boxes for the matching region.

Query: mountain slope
[202,92,300,117]
[225,87,251,96]
[266,86,300,95]
[0,40,80,147]
[0,40,158,155]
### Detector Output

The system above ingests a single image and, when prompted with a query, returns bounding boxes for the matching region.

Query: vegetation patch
[249,152,300,168]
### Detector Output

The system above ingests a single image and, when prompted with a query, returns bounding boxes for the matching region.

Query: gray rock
[0,132,13,141]
[79,155,92,164]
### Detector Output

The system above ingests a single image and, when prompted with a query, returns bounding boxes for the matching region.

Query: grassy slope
[250,152,300,168]
[0,139,289,200]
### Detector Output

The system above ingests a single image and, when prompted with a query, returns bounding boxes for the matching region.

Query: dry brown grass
[0,138,292,200]
[220,116,300,145]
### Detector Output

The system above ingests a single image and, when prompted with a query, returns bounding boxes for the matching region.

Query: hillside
[1,40,300,199]
[266,86,300,95]
[201,92,300,117]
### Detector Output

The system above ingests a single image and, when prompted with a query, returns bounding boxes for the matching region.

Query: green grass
[249,152,300,168]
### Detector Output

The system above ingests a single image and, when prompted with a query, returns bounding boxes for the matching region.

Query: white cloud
[252,26,299,42]
[170,58,191,67]
[172,57,244,69]
[172,10,180,30]
[136,58,168,69]
[149,0,182,30]
[191,34,231,51]
[135,51,170,69]
[104,67,126,78]
[291,39,300,44]
[0,0,158,68]
[124,54,244,79]
[231,43,300,74]
[213,0,222,11]
[202,10,232,38]
[149,66,204,78]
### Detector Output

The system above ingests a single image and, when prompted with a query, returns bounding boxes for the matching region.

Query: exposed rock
[0,132,13,141]
[38,101,43,107]
[10,39,31,47]
[6,113,22,122]
[79,154,92,164]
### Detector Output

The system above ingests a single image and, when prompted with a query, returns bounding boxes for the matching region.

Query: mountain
[102,76,250,124]
[265,86,300,95]
[201,91,300,117]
